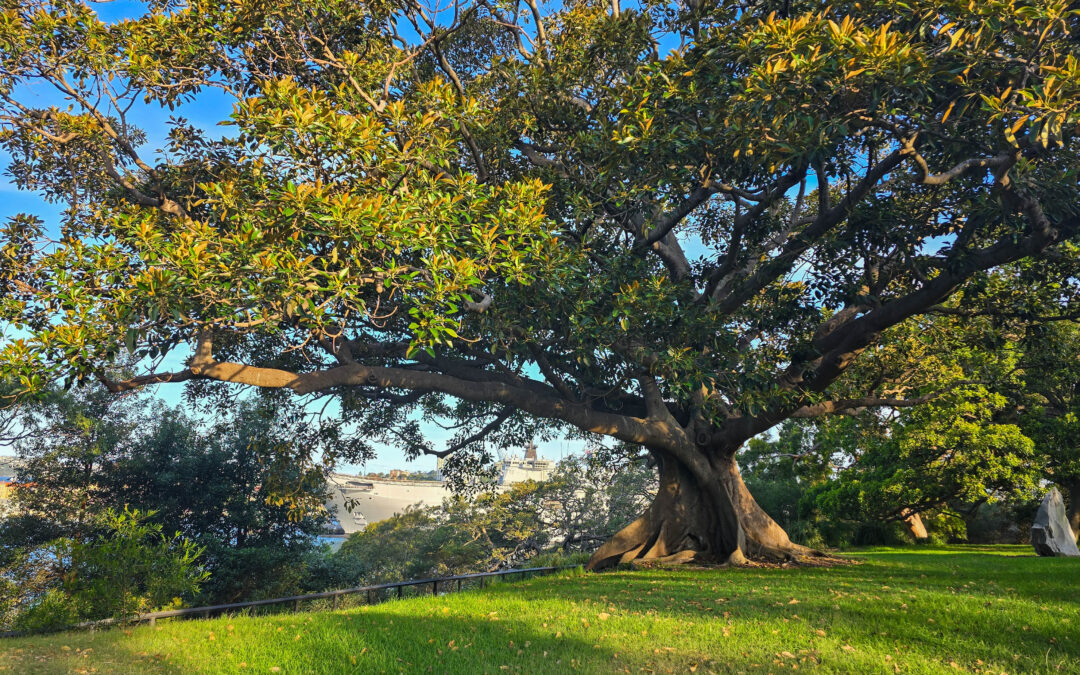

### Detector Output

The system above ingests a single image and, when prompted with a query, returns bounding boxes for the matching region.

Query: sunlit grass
[2,546,1078,673]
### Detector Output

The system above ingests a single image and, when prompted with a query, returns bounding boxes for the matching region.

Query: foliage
[2,386,332,605]
[807,387,1038,529]
[738,309,1043,543]
[3,547,1078,674]
[2,506,206,632]
[1014,320,1080,487]
[741,419,837,547]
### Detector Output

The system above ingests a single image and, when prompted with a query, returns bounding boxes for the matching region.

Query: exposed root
[629,550,700,568]
[621,551,855,571]
[725,548,749,566]
[586,449,854,572]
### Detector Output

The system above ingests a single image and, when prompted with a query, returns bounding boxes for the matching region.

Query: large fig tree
[1,0,1079,569]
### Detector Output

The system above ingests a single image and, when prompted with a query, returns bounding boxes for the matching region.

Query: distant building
[326,442,556,535]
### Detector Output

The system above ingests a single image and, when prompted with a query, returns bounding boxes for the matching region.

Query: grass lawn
[1,546,1078,674]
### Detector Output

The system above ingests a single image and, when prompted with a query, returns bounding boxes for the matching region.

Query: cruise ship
[324,443,554,534]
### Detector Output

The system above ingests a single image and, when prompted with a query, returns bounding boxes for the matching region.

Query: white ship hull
[325,454,555,534]
[325,476,458,534]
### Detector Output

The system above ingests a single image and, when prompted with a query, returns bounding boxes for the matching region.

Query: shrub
[1,507,207,632]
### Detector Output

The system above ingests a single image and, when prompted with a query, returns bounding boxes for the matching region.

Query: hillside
[2,547,1077,674]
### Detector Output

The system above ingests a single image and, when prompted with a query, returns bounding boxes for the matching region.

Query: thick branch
[104,355,682,448]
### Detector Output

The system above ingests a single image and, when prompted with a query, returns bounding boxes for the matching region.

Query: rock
[1031,488,1080,557]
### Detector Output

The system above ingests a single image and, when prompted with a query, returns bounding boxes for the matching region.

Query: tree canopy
[1,0,1078,567]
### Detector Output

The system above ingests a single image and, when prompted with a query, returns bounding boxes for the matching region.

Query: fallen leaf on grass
[842,645,855,652]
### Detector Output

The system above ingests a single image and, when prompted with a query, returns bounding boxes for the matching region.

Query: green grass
[2,546,1078,674]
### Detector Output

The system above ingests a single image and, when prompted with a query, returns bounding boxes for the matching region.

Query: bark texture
[586,450,816,570]
[901,510,929,540]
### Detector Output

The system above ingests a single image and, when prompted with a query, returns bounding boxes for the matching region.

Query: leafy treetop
[0,0,1078,485]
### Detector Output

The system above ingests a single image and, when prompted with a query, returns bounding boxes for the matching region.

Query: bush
[965,500,1038,544]
[1,507,207,633]
[10,589,82,634]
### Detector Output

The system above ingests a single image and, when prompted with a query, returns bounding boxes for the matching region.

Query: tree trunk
[586,449,816,570]
[1067,479,1080,542]
[901,509,929,540]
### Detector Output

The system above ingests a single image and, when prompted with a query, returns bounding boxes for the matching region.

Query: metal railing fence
[1,565,578,638]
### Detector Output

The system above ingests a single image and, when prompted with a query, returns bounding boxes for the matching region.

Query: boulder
[1031,488,1080,557]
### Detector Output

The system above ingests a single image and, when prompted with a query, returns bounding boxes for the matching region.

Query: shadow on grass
[126,608,618,674]
[538,555,1080,671]
[4,551,1079,674]
[1,632,188,675]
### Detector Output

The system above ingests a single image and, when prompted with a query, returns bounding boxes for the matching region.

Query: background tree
[2,388,332,604]
[110,398,333,602]
[1012,321,1080,536]
[741,419,838,546]
[1,0,1079,568]
[805,388,1038,539]
[2,384,150,550]
[744,310,1043,543]
[915,259,1080,536]
[536,453,658,553]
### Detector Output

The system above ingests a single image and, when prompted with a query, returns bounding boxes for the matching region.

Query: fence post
[148,616,156,627]
[480,576,486,589]
[367,589,374,605]
[397,585,403,599]
[332,594,339,610]
[457,579,462,592]
[432,580,438,596]
[293,599,300,613]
